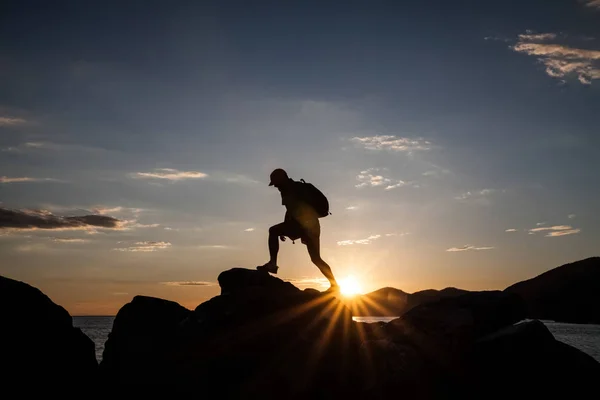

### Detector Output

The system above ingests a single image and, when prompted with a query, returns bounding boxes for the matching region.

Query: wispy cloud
[0,207,124,231]
[52,238,90,243]
[350,135,431,152]
[529,225,572,232]
[133,168,208,181]
[161,281,216,286]
[114,241,172,252]
[536,222,546,226]
[197,244,229,249]
[518,33,557,41]
[505,229,518,232]
[0,116,26,126]
[92,206,125,215]
[568,214,576,219]
[337,234,381,246]
[355,168,410,190]
[285,277,330,289]
[346,206,358,210]
[2,141,111,155]
[455,189,498,203]
[446,245,495,252]
[583,0,600,10]
[512,30,600,84]
[244,228,255,232]
[1,176,58,184]
[528,225,581,237]
[422,169,451,178]
[546,229,581,237]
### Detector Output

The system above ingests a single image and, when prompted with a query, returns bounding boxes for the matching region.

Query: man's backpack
[294,179,330,218]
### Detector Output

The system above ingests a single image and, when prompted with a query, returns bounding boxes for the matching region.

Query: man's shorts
[280,218,320,243]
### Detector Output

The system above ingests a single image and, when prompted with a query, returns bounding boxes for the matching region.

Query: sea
[74,316,600,364]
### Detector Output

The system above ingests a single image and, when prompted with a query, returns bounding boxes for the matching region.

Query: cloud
[546,229,581,237]
[114,241,172,252]
[455,189,498,202]
[52,238,90,243]
[124,221,160,229]
[583,0,600,10]
[161,281,216,286]
[512,31,600,85]
[285,277,330,289]
[91,206,124,215]
[536,222,546,226]
[355,168,409,190]
[346,206,358,210]
[528,225,581,237]
[0,176,58,184]
[0,117,26,126]
[350,135,431,152]
[518,33,557,41]
[568,214,576,219]
[446,245,495,252]
[337,234,382,246]
[133,168,208,181]
[244,228,255,232]
[529,225,572,232]
[505,229,518,232]
[197,244,229,249]
[422,169,451,178]
[2,141,112,155]
[0,207,124,231]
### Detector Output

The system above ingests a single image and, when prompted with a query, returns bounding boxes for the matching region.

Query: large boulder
[99,295,191,383]
[472,319,600,398]
[99,269,360,398]
[383,291,526,370]
[0,275,97,389]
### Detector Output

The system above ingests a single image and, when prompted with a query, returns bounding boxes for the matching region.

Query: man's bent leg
[268,223,285,265]
[306,237,338,288]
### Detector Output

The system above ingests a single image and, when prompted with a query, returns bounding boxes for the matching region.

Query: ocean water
[74,316,600,363]
[74,316,115,362]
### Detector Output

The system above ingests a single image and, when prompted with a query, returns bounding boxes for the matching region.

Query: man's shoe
[257,262,279,274]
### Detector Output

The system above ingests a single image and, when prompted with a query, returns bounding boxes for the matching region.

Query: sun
[338,275,362,297]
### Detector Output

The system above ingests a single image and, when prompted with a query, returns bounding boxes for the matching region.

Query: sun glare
[339,275,362,297]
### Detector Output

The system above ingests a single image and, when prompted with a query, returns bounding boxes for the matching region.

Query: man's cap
[268,168,288,186]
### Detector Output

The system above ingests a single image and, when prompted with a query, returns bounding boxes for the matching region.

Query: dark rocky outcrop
[348,286,469,316]
[0,276,97,390]
[4,258,599,398]
[474,319,600,398]
[505,257,600,323]
[99,268,600,398]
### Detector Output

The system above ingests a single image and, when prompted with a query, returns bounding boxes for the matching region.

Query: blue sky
[1,0,599,314]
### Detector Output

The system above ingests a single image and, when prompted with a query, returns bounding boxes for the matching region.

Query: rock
[384,291,526,370]
[0,275,97,389]
[505,257,600,324]
[472,319,600,398]
[99,295,191,383]
[100,268,361,397]
[98,268,599,398]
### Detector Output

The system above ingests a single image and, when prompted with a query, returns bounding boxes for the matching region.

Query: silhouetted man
[258,168,339,292]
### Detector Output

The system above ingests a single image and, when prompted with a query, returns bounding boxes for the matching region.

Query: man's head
[268,168,289,187]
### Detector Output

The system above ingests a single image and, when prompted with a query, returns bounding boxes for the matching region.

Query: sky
[1,0,599,315]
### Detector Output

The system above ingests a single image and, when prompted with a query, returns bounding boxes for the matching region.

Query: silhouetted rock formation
[0,276,97,390]
[3,257,599,397]
[505,257,600,323]
[347,286,469,316]
[474,319,600,398]
[99,268,600,398]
